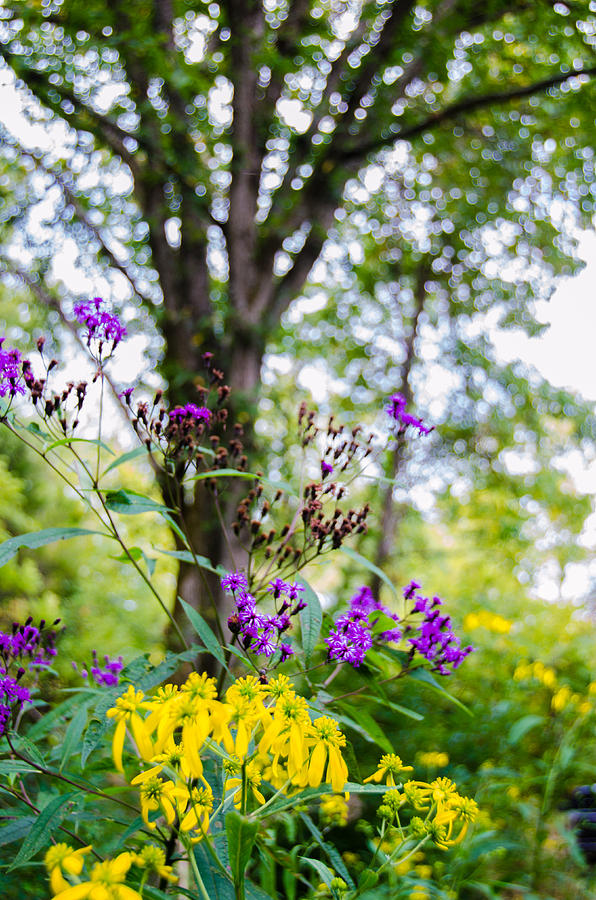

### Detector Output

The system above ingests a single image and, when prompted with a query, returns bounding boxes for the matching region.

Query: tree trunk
[370,262,429,599]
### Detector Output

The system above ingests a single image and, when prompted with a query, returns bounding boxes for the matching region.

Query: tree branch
[340,65,596,162]
[0,256,129,416]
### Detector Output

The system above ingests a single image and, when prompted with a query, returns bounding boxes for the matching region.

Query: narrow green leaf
[6,732,46,769]
[407,667,472,715]
[81,718,108,768]
[59,703,90,771]
[340,546,397,597]
[0,527,105,567]
[156,547,228,577]
[25,421,51,440]
[359,693,424,722]
[104,489,171,515]
[299,813,355,887]
[226,809,259,887]
[193,841,234,900]
[102,446,149,476]
[45,436,114,455]
[300,857,334,888]
[0,760,38,777]
[9,792,80,870]
[296,576,322,664]
[190,468,258,482]
[0,817,36,847]
[245,883,277,900]
[508,714,546,746]
[179,597,226,666]
[337,704,394,754]
[26,694,83,740]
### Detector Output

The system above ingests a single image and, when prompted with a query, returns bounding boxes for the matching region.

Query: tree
[0,0,594,641]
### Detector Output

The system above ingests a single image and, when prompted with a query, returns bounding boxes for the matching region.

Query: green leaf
[300,857,334,888]
[26,694,83,740]
[59,702,90,771]
[359,693,424,722]
[102,446,150,475]
[340,546,397,597]
[0,527,105,567]
[226,809,259,887]
[0,760,38,777]
[44,436,115,455]
[9,792,80,870]
[193,840,234,900]
[407,667,472,715]
[296,576,322,664]
[245,882,277,900]
[104,489,171,515]
[299,813,355,888]
[156,547,228,577]
[337,704,394,754]
[0,817,36,847]
[81,717,109,768]
[508,714,546,746]
[190,468,259,482]
[179,597,226,667]
[6,732,47,769]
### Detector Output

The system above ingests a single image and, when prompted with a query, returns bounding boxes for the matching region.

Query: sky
[493,229,596,403]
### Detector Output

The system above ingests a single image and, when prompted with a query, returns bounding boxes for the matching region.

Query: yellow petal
[112,718,126,773]
[308,743,327,788]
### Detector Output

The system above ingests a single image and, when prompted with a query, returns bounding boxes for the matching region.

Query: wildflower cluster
[72,650,124,687]
[0,616,61,735]
[222,572,306,664]
[386,392,432,436]
[513,659,592,715]
[374,766,478,850]
[404,581,474,675]
[326,581,473,675]
[325,585,401,666]
[0,339,26,398]
[73,296,127,354]
[105,671,350,841]
[464,609,512,634]
[122,355,246,473]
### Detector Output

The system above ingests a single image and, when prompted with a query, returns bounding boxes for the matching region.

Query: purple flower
[321,460,334,479]
[0,618,60,669]
[0,672,31,735]
[279,643,294,662]
[73,297,127,350]
[168,404,210,423]
[221,571,249,593]
[386,393,432,436]
[0,341,26,398]
[326,618,373,667]
[403,581,474,675]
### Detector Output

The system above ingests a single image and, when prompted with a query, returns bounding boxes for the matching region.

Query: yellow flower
[320,794,349,827]
[416,751,449,769]
[223,757,266,807]
[178,784,214,841]
[106,686,153,772]
[364,753,413,786]
[45,844,92,895]
[132,845,177,883]
[130,772,181,829]
[50,852,141,900]
[259,692,310,776]
[304,717,348,792]
[156,693,211,776]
